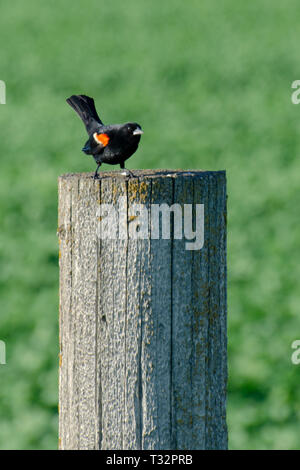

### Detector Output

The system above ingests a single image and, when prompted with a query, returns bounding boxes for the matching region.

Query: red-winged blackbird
[66,95,143,179]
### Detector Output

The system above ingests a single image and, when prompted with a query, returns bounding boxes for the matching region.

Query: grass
[0,0,300,449]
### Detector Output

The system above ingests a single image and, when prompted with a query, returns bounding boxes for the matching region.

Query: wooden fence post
[58,169,227,450]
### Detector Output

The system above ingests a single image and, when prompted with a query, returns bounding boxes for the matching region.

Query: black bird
[66,94,143,179]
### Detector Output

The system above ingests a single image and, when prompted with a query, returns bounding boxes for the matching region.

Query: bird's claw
[121,169,134,178]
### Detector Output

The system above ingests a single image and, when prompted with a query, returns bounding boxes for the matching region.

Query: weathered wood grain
[58,169,227,450]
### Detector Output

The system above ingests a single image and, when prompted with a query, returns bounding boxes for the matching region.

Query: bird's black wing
[66,95,104,135]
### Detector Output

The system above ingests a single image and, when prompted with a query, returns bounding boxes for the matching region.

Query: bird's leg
[94,162,101,179]
[120,163,134,178]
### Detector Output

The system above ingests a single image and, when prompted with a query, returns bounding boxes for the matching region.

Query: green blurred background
[0,0,300,449]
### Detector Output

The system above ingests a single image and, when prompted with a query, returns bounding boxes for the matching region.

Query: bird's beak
[133,128,144,135]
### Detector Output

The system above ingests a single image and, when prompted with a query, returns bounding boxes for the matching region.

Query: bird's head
[121,123,144,139]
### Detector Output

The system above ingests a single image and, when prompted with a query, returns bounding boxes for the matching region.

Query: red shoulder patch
[95,133,110,146]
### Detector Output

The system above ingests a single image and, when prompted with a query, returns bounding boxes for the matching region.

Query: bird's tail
[66,95,103,134]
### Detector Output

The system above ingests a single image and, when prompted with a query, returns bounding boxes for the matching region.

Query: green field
[0,0,300,449]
